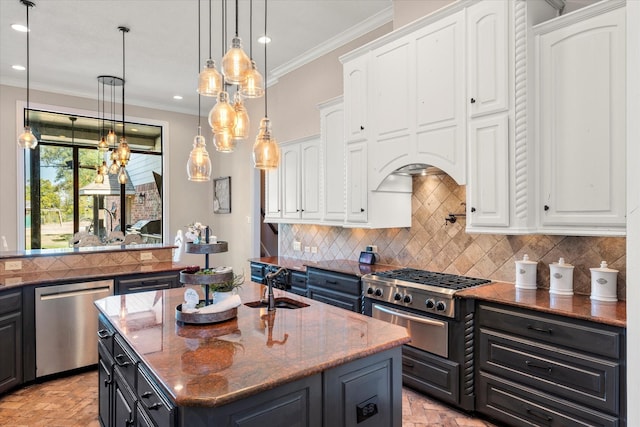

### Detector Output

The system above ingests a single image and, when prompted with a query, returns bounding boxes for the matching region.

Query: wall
[279,173,626,300]
[0,84,211,266]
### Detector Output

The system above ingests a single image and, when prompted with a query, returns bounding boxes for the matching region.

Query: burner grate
[374,268,490,290]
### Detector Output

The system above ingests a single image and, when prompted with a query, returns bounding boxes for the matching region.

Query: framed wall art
[213,176,231,214]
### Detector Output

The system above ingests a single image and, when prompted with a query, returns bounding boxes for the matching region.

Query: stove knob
[403,294,413,304]
[425,299,435,309]
[374,289,383,297]
[393,292,402,301]
[366,287,375,295]
[436,301,447,312]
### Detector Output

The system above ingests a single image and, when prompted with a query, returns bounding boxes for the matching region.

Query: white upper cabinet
[535,2,626,235]
[264,167,281,221]
[345,142,368,224]
[466,0,508,118]
[319,97,346,223]
[343,55,369,144]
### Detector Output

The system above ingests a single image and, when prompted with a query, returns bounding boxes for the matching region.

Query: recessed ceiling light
[130,128,138,132]
[11,24,29,32]
[173,95,183,100]
[258,35,271,44]
[12,65,26,71]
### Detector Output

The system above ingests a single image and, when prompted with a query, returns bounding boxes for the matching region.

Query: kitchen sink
[244,297,310,310]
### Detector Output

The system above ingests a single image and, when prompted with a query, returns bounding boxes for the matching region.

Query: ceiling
[0,0,392,116]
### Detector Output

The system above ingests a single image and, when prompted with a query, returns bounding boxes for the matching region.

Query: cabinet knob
[470,207,476,213]
[470,98,476,104]
[360,125,365,130]
[544,205,550,211]
[301,209,305,212]
[360,208,365,212]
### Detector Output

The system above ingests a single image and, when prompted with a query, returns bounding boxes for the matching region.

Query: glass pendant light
[97,137,109,152]
[95,168,104,184]
[253,0,280,170]
[232,91,249,140]
[96,77,110,152]
[108,150,120,175]
[240,0,264,98]
[188,0,212,182]
[106,130,117,145]
[214,129,237,153]
[118,166,127,185]
[197,0,221,97]
[221,0,251,85]
[17,0,38,149]
[187,131,212,181]
[209,90,236,134]
[99,160,108,175]
[116,26,131,174]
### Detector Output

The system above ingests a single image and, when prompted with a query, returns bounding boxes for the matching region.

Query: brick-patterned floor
[0,370,497,426]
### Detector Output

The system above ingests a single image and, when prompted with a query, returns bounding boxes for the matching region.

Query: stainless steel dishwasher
[35,279,114,377]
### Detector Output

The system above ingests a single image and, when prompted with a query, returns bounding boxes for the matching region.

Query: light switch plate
[293,241,301,251]
[140,252,153,261]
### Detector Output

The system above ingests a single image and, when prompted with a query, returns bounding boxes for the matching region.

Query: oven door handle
[373,304,446,328]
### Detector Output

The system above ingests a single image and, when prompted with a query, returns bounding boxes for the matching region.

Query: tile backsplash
[279,174,626,300]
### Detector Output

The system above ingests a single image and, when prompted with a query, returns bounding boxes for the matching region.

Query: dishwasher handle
[38,286,112,301]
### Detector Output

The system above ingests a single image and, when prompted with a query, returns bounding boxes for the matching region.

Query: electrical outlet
[304,246,310,253]
[140,252,153,261]
[293,241,301,251]
[370,245,378,253]
[5,260,22,271]
[311,246,318,254]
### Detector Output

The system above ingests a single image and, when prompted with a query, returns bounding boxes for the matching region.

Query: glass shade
[18,125,38,149]
[240,60,264,98]
[252,117,280,170]
[108,150,120,174]
[116,137,131,167]
[187,134,212,182]
[214,130,237,153]
[99,160,108,175]
[221,36,251,85]
[198,59,222,97]
[106,130,117,145]
[208,91,236,134]
[232,92,249,140]
[97,136,110,152]
[95,170,104,184]
[118,166,127,184]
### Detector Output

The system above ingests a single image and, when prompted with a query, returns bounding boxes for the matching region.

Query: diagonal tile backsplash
[279,174,626,300]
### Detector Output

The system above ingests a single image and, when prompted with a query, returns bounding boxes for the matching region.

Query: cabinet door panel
[301,140,321,220]
[264,167,281,220]
[322,104,346,222]
[281,146,301,219]
[344,56,368,143]
[0,311,22,394]
[346,143,367,223]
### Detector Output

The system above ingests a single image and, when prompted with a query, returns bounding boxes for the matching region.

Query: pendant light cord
[208,0,212,59]
[234,0,239,37]
[198,0,202,130]
[120,27,128,141]
[249,0,253,59]
[221,0,226,87]
[264,0,268,117]
[24,0,33,127]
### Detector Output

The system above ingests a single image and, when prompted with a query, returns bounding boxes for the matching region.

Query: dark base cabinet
[0,290,22,395]
[289,270,308,297]
[475,302,626,427]
[307,267,362,313]
[116,272,181,295]
[401,346,460,408]
[249,261,308,297]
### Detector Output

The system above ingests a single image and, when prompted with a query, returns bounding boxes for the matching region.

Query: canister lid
[551,257,574,269]
[515,254,538,265]
[590,260,618,273]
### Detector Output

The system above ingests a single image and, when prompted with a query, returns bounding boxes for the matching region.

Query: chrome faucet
[264,267,288,311]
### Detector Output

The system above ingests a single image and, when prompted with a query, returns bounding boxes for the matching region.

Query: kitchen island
[94,282,410,427]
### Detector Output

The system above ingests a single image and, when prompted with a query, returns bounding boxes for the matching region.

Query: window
[23,109,164,249]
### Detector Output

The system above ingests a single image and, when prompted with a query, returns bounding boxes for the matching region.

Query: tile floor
[0,370,497,426]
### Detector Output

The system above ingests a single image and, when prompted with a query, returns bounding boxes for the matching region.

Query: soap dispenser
[590,261,618,302]
[515,254,538,290]
[549,258,574,296]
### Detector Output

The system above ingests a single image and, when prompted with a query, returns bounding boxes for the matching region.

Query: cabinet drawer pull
[146,402,162,411]
[402,361,415,368]
[114,354,131,367]
[525,360,553,373]
[97,329,113,339]
[527,324,553,334]
[125,416,134,426]
[141,391,153,398]
[326,280,338,285]
[104,376,112,387]
[526,407,553,422]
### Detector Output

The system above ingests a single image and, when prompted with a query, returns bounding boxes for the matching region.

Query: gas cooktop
[371,268,491,290]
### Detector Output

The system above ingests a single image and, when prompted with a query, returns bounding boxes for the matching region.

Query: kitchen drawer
[0,290,21,316]
[402,346,459,407]
[250,262,266,284]
[479,328,620,414]
[307,268,361,296]
[478,303,622,359]
[113,335,138,389]
[137,366,175,427]
[114,368,136,427]
[289,271,308,296]
[308,287,361,313]
[97,313,115,356]
[477,371,619,427]
[116,272,180,295]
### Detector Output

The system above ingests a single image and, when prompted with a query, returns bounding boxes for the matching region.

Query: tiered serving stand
[176,238,237,324]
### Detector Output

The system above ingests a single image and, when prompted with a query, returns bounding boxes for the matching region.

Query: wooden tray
[180,269,234,285]
[185,241,228,254]
[175,301,237,325]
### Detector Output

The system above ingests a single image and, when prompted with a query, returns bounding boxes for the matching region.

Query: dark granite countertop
[457,281,626,328]
[94,282,410,407]
[248,257,399,277]
[0,262,185,289]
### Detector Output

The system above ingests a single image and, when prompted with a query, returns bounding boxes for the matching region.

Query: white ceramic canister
[515,254,538,290]
[549,258,574,296]
[590,261,618,302]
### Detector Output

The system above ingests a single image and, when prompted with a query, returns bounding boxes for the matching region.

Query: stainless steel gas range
[362,268,490,411]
